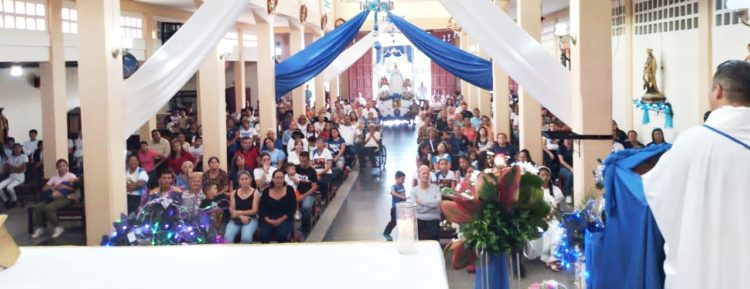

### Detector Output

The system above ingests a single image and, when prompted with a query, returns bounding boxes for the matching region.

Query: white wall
[0,66,80,141]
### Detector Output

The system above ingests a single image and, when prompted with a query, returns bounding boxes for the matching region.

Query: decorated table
[0,241,448,289]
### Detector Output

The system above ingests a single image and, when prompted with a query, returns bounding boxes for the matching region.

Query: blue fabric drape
[387,13,493,90]
[591,145,670,289]
[275,11,370,99]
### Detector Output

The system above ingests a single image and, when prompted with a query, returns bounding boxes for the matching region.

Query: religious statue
[745,43,750,62]
[642,48,665,102]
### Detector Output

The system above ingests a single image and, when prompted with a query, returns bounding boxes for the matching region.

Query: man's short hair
[29,129,37,134]
[714,60,750,105]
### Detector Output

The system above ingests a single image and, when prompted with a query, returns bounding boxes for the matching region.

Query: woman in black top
[223,171,259,244]
[259,170,297,243]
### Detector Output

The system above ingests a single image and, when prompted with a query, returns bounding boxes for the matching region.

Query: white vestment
[644,105,750,289]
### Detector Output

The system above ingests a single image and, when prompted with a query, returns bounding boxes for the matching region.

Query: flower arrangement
[441,154,551,269]
[528,280,568,289]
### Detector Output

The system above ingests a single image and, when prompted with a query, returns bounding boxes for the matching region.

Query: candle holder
[396,201,418,254]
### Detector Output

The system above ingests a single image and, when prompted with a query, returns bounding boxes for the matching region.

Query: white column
[493,0,511,137]
[517,0,543,163]
[40,0,67,178]
[477,49,491,117]
[289,22,306,119]
[254,11,277,136]
[624,0,635,130]
[77,0,126,245]
[570,0,614,202]
[197,48,228,171]
[234,28,246,113]
[313,33,326,113]
[697,0,713,120]
[139,13,157,142]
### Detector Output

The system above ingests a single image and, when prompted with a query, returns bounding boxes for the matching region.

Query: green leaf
[478,174,499,202]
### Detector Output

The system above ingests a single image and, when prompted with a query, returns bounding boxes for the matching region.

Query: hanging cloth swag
[386,12,493,90]
[275,10,370,99]
[591,144,669,289]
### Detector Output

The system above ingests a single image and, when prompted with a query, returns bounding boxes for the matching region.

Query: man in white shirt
[149,130,170,170]
[644,60,750,289]
[22,129,40,156]
[311,137,333,200]
[359,124,381,168]
[238,117,257,139]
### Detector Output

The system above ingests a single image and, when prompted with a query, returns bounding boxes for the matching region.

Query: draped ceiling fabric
[275,10,370,99]
[387,12,492,90]
[122,0,248,138]
[438,0,573,125]
[592,145,669,289]
[320,31,374,82]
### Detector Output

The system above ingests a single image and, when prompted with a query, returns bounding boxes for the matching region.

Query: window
[120,15,143,38]
[61,6,77,33]
[0,0,45,31]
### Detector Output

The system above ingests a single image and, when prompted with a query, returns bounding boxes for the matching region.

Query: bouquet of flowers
[442,154,551,269]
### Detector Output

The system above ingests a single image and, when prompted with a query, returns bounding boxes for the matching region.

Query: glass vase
[396,201,418,254]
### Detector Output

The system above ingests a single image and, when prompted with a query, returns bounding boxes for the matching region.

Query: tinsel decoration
[633,99,673,129]
[101,195,228,246]
[554,200,604,272]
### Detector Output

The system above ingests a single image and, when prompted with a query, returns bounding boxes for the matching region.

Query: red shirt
[137,149,159,172]
[167,151,196,174]
[235,147,259,171]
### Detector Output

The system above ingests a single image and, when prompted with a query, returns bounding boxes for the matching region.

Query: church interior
[0,0,749,288]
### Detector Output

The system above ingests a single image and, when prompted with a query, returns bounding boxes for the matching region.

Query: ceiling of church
[134,0,571,17]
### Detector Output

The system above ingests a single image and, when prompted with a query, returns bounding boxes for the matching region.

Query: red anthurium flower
[497,166,522,211]
[441,200,474,224]
[451,240,478,270]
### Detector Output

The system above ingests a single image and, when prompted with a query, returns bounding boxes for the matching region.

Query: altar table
[0,241,448,289]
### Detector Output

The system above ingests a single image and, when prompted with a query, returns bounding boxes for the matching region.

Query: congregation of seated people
[120,96,384,243]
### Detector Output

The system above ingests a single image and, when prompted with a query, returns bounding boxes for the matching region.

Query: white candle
[397,218,417,254]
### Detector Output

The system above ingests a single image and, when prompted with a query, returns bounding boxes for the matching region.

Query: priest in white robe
[644,60,750,289]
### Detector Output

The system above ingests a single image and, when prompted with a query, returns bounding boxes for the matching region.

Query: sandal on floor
[547,262,561,272]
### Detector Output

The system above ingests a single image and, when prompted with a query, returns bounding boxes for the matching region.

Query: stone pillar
[477,49,491,117]
[139,13,157,142]
[464,36,476,109]
[517,0,543,164]
[330,76,340,109]
[254,10,277,136]
[39,0,68,179]
[697,0,713,120]
[197,48,228,172]
[77,0,126,245]
[459,33,470,103]
[313,33,326,112]
[624,0,635,130]
[289,21,306,119]
[493,0,511,137]
[234,28,247,114]
[570,0,613,201]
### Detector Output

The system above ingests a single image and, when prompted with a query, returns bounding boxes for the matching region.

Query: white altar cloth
[0,241,448,289]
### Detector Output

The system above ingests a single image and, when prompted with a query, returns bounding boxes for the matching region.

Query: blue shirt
[328,137,346,156]
[262,148,287,167]
[391,184,406,207]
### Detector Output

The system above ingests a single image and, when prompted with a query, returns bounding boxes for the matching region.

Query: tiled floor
[323,125,575,289]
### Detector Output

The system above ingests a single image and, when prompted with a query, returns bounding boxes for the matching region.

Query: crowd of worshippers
[118,99,385,243]
[414,93,671,206]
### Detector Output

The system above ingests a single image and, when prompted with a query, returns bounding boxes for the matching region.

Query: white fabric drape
[320,32,374,82]
[438,0,572,125]
[122,0,249,138]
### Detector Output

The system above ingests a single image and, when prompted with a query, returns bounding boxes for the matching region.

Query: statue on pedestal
[642,48,665,103]
[745,43,750,62]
